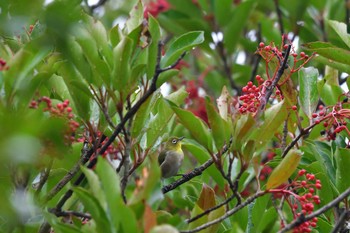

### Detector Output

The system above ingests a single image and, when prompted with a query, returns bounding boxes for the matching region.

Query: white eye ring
[172,139,177,144]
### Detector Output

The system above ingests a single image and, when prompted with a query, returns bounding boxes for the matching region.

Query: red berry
[66,107,72,113]
[309,188,315,193]
[298,169,306,176]
[300,52,305,57]
[292,105,298,111]
[312,113,318,118]
[259,42,265,48]
[315,183,322,189]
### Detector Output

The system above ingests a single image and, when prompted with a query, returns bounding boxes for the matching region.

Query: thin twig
[274,0,284,37]
[162,158,214,194]
[49,208,91,219]
[180,191,267,233]
[259,44,291,112]
[43,140,93,203]
[35,158,54,197]
[187,194,235,223]
[162,138,232,194]
[278,187,350,233]
[53,41,186,210]
[216,41,239,93]
[331,208,350,233]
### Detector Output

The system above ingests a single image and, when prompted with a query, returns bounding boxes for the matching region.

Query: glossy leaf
[95,157,129,233]
[205,96,229,149]
[170,103,212,150]
[112,37,133,91]
[146,87,188,149]
[147,15,161,79]
[303,42,350,65]
[125,0,144,33]
[161,31,204,67]
[335,148,350,193]
[72,187,112,233]
[223,0,256,53]
[182,140,224,187]
[328,20,350,48]
[266,149,302,190]
[319,82,343,106]
[250,100,287,149]
[298,67,319,118]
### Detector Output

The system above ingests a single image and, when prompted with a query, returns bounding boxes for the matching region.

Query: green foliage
[1,0,350,233]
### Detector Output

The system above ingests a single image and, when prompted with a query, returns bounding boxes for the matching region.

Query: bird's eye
[172,139,177,144]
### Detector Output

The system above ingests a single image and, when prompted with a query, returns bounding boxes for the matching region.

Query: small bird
[158,136,185,178]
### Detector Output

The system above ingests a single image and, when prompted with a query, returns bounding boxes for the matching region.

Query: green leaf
[95,157,123,233]
[310,141,336,186]
[335,148,350,193]
[233,114,255,150]
[128,154,161,204]
[131,92,159,138]
[205,96,229,149]
[214,0,232,27]
[73,187,112,233]
[319,82,343,106]
[314,55,350,74]
[298,67,319,119]
[328,20,350,48]
[303,42,350,65]
[156,69,179,87]
[147,15,161,79]
[125,0,143,33]
[223,0,256,53]
[80,166,106,207]
[250,101,287,149]
[112,37,133,91]
[170,103,212,151]
[161,31,204,67]
[146,88,188,149]
[182,140,224,188]
[109,24,121,48]
[266,149,302,190]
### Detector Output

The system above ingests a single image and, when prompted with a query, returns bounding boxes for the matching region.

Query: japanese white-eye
[158,136,185,178]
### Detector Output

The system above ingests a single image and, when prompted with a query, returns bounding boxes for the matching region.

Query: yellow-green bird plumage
[158,136,184,178]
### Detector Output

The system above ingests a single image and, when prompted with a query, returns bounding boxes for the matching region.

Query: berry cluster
[238,81,261,114]
[30,97,79,144]
[311,95,350,143]
[238,37,314,115]
[269,169,322,233]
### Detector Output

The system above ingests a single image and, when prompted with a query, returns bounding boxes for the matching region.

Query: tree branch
[180,191,267,233]
[278,187,350,233]
[162,138,232,194]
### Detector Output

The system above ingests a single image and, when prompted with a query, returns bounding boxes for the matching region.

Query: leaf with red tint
[143,203,157,233]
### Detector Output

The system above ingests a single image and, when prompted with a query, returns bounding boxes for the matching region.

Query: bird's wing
[158,150,167,165]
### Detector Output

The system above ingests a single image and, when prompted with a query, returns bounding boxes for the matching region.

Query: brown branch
[259,44,291,113]
[35,158,54,197]
[162,138,233,194]
[278,187,350,233]
[49,208,91,219]
[216,41,239,93]
[331,208,350,233]
[43,140,93,203]
[53,41,187,210]
[187,161,244,223]
[180,191,267,233]
[162,158,214,194]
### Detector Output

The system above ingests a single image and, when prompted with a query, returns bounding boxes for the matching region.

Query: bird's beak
[179,136,185,141]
